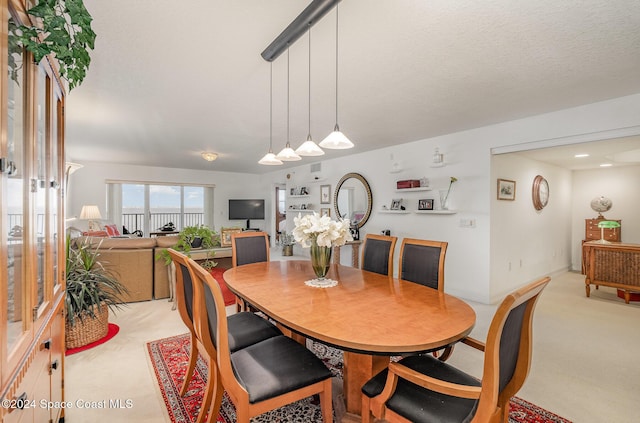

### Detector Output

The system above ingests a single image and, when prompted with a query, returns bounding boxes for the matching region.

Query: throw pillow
[104,224,120,237]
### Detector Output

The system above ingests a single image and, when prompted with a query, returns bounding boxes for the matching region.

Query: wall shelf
[414,210,457,215]
[395,187,431,192]
[379,210,411,214]
[289,209,316,213]
[289,194,309,198]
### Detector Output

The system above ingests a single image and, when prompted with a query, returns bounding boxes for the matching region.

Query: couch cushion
[76,236,157,249]
[155,236,180,248]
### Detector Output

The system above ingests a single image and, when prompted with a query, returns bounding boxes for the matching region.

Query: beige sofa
[76,236,179,303]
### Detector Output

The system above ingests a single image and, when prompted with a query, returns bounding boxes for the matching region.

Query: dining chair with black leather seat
[361,276,551,423]
[398,238,454,360]
[167,249,282,415]
[187,257,334,423]
[361,234,398,277]
[398,238,448,290]
[231,231,270,267]
[231,231,270,311]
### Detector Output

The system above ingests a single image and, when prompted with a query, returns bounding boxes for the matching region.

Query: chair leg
[320,379,333,423]
[361,396,373,423]
[180,332,198,396]
[196,359,216,423]
[205,368,224,423]
[235,403,250,423]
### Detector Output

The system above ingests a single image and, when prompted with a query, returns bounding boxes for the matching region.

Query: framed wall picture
[418,199,434,210]
[320,207,331,217]
[220,227,243,247]
[497,179,516,201]
[320,184,331,204]
[390,198,402,210]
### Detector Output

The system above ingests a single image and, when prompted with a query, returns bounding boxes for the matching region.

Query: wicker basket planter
[65,303,109,349]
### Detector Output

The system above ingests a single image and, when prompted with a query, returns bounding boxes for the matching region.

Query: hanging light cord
[335,4,339,125]
[308,26,312,135]
[287,47,290,145]
[269,62,273,151]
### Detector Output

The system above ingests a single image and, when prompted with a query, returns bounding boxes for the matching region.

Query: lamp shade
[258,151,283,165]
[276,144,302,161]
[319,124,354,149]
[80,205,102,220]
[296,137,325,156]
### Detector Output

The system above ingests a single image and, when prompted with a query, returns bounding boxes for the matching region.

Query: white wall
[68,93,640,304]
[490,154,573,301]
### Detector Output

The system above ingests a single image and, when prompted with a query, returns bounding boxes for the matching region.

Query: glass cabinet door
[4,17,27,362]
[34,64,47,313]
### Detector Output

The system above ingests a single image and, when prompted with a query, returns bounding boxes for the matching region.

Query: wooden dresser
[585,217,621,242]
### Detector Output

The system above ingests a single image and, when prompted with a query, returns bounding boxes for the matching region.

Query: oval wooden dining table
[224,260,476,422]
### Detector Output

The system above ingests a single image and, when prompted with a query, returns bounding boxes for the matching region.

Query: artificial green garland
[14,0,95,90]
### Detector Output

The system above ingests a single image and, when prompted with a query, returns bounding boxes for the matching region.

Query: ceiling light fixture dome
[201,152,218,162]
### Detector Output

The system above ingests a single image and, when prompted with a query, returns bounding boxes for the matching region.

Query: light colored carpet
[64,270,640,423]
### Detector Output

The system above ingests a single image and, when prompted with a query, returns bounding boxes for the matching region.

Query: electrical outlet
[459,219,476,228]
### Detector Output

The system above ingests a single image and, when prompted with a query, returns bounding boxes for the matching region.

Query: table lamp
[596,220,621,244]
[80,205,102,232]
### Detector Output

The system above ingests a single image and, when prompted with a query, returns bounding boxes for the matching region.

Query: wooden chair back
[188,257,333,422]
[231,231,270,267]
[473,276,550,422]
[366,276,550,423]
[166,248,200,397]
[361,234,398,277]
[398,238,448,290]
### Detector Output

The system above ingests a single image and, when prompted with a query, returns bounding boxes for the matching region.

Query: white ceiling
[65,0,640,174]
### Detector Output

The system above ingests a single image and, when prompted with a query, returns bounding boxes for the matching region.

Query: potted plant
[65,235,129,349]
[280,232,296,256]
[156,225,219,269]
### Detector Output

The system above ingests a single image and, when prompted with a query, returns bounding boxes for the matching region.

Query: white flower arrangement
[293,213,353,248]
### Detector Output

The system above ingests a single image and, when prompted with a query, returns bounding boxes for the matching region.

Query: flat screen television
[229,199,265,229]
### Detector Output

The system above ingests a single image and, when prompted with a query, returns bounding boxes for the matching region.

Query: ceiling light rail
[261,0,341,62]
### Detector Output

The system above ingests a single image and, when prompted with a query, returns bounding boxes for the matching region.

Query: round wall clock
[532,175,549,210]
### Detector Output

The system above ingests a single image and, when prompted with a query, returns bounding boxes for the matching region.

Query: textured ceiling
[65,0,640,174]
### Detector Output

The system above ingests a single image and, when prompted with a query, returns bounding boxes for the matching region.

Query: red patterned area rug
[147,333,571,423]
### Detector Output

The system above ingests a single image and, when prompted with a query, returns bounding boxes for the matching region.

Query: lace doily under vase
[304,278,338,288]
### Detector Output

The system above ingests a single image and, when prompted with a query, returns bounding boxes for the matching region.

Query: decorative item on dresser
[581,217,622,274]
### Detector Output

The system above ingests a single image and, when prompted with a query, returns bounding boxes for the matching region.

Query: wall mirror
[334,173,372,229]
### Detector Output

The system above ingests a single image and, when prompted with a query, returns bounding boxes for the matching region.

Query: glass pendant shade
[296,134,324,156]
[258,151,283,165]
[276,143,301,161]
[295,28,324,157]
[319,124,354,149]
[321,5,354,150]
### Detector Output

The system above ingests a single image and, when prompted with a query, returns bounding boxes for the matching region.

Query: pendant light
[276,48,302,161]
[319,4,354,150]
[258,62,283,165]
[295,26,324,157]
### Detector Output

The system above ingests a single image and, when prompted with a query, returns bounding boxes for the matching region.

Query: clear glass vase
[439,190,450,210]
[310,240,332,280]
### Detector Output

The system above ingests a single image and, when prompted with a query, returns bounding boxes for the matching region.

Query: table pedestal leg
[342,351,389,422]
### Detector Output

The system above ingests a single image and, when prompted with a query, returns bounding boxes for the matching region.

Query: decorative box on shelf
[396,179,421,189]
